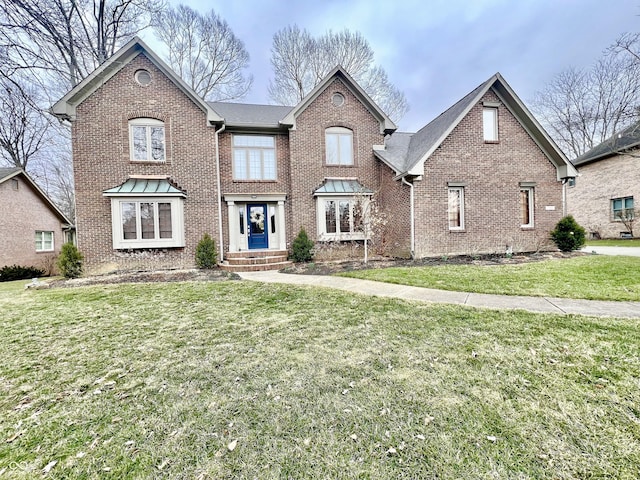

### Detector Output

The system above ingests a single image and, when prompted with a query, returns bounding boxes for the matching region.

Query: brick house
[567,123,640,239]
[52,38,576,274]
[0,167,73,274]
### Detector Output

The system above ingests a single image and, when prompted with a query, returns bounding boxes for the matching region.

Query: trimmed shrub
[291,227,314,263]
[57,242,84,278]
[0,265,45,282]
[195,233,218,269]
[550,215,586,252]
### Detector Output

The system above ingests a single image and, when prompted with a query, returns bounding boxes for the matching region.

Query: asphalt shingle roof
[573,122,640,166]
[377,79,490,174]
[209,102,293,128]
[0,167,21,182]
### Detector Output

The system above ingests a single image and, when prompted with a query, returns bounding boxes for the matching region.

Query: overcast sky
[151,0,640,132]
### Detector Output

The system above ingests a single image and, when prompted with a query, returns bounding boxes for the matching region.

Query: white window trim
[232,135,277,181]
[316,195,369,241]
[325,127,354,165]
[110,196,185,249]
[129,118,165,163]
[521,187,535,228]
[35,231,54,252]
[483,107,498,142]
[448,187,465,231]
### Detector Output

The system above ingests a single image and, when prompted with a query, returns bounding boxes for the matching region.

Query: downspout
[215,122,226,262]
[562,179,567,217]
[401,176,415,259]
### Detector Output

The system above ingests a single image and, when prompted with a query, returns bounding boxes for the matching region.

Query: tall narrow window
[520,187,534,228]
[448,187,464,230]
[325,127,353,165]
[233,135,276,180]
[129,118,165,162]
[483,107,498,142]
[325,200,337,233]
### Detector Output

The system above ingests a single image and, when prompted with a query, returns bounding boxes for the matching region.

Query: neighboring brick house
[0,167,73,273]
[52,38,576,274]
[567,123,640,239]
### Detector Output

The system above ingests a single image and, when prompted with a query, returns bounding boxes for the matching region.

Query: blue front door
[247,204,268,249]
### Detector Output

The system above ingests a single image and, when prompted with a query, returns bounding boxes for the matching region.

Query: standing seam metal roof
[313,179,374,194]
[103,178,186,195]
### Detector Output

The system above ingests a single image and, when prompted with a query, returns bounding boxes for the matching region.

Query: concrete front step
[225,254,288,266]
[219,260,293,273]
[226,250,288,259]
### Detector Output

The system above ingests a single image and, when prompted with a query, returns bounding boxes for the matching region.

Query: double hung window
[109,197,184,249]
[317,197,366,240]
[129,118,165,162]
[35,231,54,252]
[325,127,353,165]
[612,196,634,221]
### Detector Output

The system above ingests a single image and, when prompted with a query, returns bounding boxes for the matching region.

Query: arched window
[325,127,353,165]
[129,118,165,162]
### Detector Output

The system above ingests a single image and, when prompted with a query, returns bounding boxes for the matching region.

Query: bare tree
[615,207,637,237]
[0,77,51,170]
[154,4,252,101]
[1,0,163,222]
[268,25,408,122]
[0,0,164,90]
[532,43,640,158]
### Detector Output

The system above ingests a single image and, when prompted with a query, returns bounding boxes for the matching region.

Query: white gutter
[214,123,226,261]
[401,177,415,259]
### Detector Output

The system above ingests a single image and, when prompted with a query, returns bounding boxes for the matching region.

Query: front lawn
[586,239,640,247]
[339,255,640,301]
[1,280,639,479]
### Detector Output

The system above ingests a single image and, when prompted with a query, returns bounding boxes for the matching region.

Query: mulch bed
[282,250,588,275]
[47,251,587,287]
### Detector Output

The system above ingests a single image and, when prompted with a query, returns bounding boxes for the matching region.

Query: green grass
[586,239,640,247]
[1,280,639,478]
[339,255,640,301]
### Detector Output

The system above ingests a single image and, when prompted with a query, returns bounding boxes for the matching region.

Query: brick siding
[70,53,564,272]
[411,91,562,257]
[567,153,640,238]
[73,53,219,273]
[0,175,66,274]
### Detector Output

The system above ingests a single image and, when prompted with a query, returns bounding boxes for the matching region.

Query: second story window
[129,118,165,162]
[233,135,276,180]
[325,127,353,165]
[483,107,498,142]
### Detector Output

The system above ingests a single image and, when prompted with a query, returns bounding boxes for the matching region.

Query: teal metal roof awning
[313,179,374,195]
[103,178,186,197]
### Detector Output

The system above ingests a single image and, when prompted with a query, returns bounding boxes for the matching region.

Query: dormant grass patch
[0,280,638,478]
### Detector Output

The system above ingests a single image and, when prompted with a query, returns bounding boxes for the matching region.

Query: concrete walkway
[239,270,640,319]
[582,246,640,257]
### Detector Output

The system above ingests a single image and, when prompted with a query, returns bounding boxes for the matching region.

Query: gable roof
[573,122,640,166]
[209,102,293,129]
[0,167,72,225]
[281,66,397,135]
[375,73,577,180]
[51,37,223,124]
